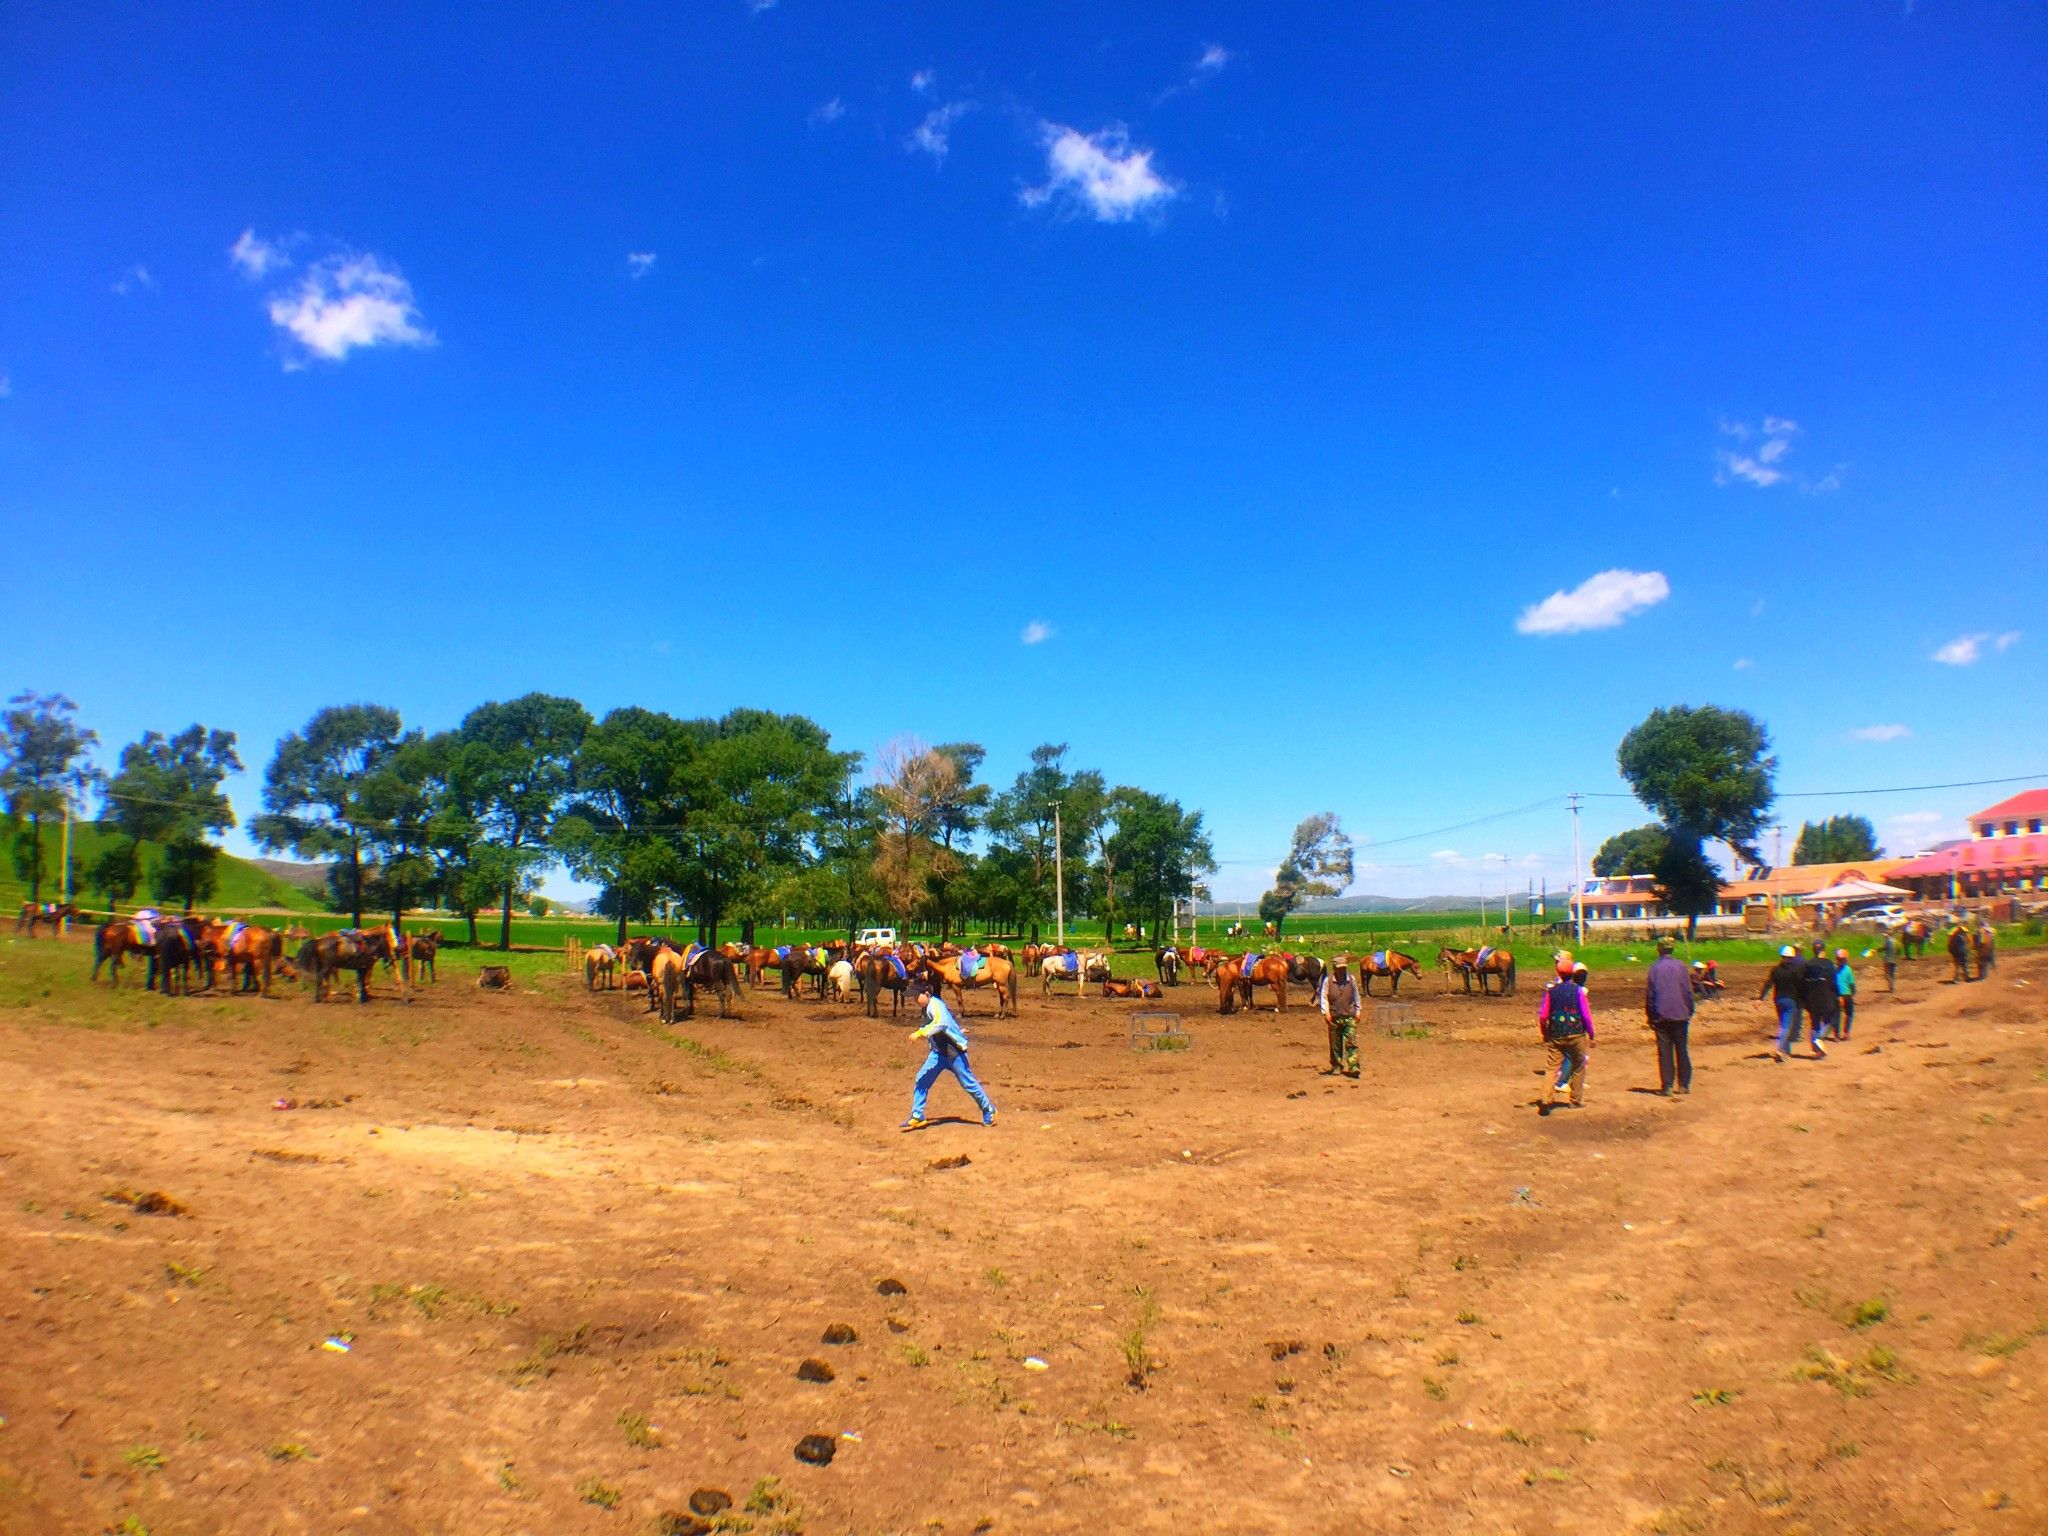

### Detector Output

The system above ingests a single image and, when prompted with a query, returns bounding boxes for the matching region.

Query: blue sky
[3,1,2044,901]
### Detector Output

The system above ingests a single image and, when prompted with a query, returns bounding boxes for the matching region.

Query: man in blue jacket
[1643,935,1695,1095]
[901,987,996,1131]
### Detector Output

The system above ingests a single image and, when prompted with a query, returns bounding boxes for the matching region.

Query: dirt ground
[1,940,2044,1536]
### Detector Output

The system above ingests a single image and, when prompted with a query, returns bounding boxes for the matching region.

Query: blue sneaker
[982,1110,996,1127]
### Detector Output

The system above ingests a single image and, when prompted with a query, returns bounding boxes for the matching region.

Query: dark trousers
[1652,1018,1692,1092]
[1837,998,1855,1038]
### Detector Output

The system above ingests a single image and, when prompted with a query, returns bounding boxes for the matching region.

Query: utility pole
[1568,792,1585,945]
[1053,801,1066,948]
[59,803,71,936]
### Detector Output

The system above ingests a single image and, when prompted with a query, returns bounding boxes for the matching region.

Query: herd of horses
[73,912,442,1002]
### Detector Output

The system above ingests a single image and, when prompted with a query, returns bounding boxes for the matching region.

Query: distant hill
[2,820,326,914]
[1198,894,1483,916]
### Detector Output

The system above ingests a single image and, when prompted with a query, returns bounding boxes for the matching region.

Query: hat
[1835,948,1849,959]
[1780,945,1797,957]
[1656,936,1676,952]
[1692,960,1705,970]
[1555,958,1575,978]
[1332,955,1350,969]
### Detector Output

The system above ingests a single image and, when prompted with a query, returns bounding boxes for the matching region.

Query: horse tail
[1504,953,1517,994]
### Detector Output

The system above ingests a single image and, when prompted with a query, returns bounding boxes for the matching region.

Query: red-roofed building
[1887,787,2048,900]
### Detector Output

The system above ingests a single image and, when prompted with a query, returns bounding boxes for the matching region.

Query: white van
[856,927,898,947]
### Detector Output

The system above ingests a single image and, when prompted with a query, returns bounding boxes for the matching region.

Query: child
[901,988,996,1131]
[1537,957,1595,1114]
[1833,948,1857,1040]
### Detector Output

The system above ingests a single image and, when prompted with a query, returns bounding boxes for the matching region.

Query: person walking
[1975,921,1997,978]
[1319,955,1361,1078]
[1947,923,1972,984]
[1644,936,1694,1095]
[1833,948,1857,1040]
[900,987,996,1131]
[1537,957,1594,1115]
[1760,944,1806,1062]
[1881,928,1899,993]
[1799,940,1836,1058]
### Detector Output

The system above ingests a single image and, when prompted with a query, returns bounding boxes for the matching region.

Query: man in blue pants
[901,987,996,1131]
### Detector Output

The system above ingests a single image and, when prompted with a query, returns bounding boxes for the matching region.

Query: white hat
[1780,945,1797,957]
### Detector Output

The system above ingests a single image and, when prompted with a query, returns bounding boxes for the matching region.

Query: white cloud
[1020,619,1054,646]
[1515,569,1670,636]
[1848,723,1911,742]
[908,101,973,161]
[747,0,777,11]
[1932,633,1990,665]
[1716,416,1805,489]
[1732,657,1753,671]
[266,252,434,366]
[1996,630,2021,652]
[111,264,155,296]
[810,96,846,124]
[627,251,657,279]
[1805,465,1845,495]
[1020,123,1176,222]
[229,228,289,280]
[910,69,934,93]
[1762,416,1799,436]
[1717,449,1785,488]
[1196,44,1230,73]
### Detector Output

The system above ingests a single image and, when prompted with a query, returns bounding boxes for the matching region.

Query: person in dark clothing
[1643,936,1694,1095]
[1798,941,1836,1059]
[1759,946,1807,1061]
[1947,924,1972,983]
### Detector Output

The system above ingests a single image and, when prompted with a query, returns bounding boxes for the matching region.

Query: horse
[648,943,742,1022]
[16,901,83,937]
[917,952,1015,1017]
[154,920,201,996]
[1285,953,1326,995]
[1357,949,1424,996]
[857,948,913,1018]
[1038,950,1110,996]
[92,918,154,987]
[778,944,828,1000]
[584,943,617,991]
[406,930,442,984]
[1184,945,1228,980]
[298,928,403,1004]
[1899,917,1933,960]
[226,923,287,994]
[1215,953,1291,1015]
[743,945,778,986]
[1154,947,1182,986]
[1439,945,1517,997]
[826,958,862,1003]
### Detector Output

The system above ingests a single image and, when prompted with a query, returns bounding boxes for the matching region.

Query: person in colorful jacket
[900,988,995,1131]
[1537,956,1595,1114]
[1832,948,1858,1040]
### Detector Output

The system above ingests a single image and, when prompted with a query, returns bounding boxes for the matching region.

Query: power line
[1582,770,2048,803]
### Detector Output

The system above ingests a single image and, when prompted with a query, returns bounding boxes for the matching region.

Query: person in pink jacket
[1537,955,1595,1114]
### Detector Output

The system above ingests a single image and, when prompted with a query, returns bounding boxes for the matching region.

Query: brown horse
[1899,917,1934,960]
[1439,945,1517,996]
[743,945,779,986]
[1154,947,1182,986]
[916,952,1015,1017]
[16,901,84,937]
[584,943,617,991]
[1216,953,1291,1014]
[777,944,829,1000]
[298,928,403,1003]
[202,919,286,994]
[92,918,153,986]
[405,930,442,984]
[1357,948,1424,996]
[857,948,913,1017]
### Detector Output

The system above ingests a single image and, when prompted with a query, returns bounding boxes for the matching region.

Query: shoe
[899,1116,927,1131]
[1677,1085,1691,1096]
[1771,1050,1785,1063]
[982,1110,996,1127]
[1811,1041,1828,1059]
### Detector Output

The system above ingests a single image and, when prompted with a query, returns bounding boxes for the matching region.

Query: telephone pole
[1568,792,1585,945]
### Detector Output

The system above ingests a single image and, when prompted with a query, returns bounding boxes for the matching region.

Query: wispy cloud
[908,101,974,162]
[1716,416,1843,493]
[1021,619,1054,646]
[1733,657,1753,671]
[265,251,434,367]
[111,264,156,296]
[1932,630,2020,666]
[229,228,290,280]
[1196,43,1231,74]
[910,69,934,94]
[1515,569,1670,636]
[626,251,657,279]
[809,96,846,125]
[0,370,11,399]
[747,0,777,11]
[1020,123,1176,222]
[1848,723,1911,742]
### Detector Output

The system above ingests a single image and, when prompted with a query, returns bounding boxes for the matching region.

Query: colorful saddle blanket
[1474,946,1495,971]
[888,953,908,981]
[960,949,981,980]
[1242,951,1263,977]
[1371,950,1388,970]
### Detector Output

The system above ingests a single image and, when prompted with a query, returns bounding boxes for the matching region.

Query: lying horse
[918,952,1015,1018]
[298,928,403,1004]
[1215,953,1292,1015]
[1439,945,1517,996]
[1357,949,1424,996]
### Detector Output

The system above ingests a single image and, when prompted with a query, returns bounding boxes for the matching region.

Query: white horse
[1039,950,1112,996]
[826,958,861,1003]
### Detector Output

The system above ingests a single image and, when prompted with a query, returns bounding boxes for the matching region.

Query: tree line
[0,691,1218,950]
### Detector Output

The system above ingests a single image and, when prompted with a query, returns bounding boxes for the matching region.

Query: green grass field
[2,820,322,915]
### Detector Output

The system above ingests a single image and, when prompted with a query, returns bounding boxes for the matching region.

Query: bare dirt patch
[1,939,2044,1533]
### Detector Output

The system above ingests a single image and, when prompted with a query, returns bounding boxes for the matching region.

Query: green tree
[1616,704,1776,938]
[252,705,404,928]
[0,692,101,904]
[455,693,591,950]
[1791,814,1881,865]
[929,742,991,940]
[1104,788,1216,943]
[106,726,243,912]
[1258,812,1354,937]
[986,744,1107,940]
[85,835,140,918]
[1591,824,1670,878]
[555,707,696,944]
[872,738,959,929]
